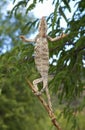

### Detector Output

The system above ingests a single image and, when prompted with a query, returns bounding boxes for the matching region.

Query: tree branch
[26,78,62,130]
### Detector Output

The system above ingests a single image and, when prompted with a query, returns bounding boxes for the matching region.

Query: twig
[26,79,62,130]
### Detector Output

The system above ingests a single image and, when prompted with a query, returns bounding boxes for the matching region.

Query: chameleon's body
[34,36,49,91]
[33,17,52,110]
[33,17,49,94]
[34,37,49,77]
[20,17,67,111]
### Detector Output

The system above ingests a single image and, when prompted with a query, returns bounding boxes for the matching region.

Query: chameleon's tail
[38,83,53,112]
[45,85,53,112]
[34,79,53,112]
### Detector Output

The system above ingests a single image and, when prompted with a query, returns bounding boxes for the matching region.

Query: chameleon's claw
[34,87,46,96]
[20,35,25,41]
[61,33,68,38]
[34,91,42,96]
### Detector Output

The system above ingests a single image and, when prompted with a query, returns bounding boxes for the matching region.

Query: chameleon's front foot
[20,35,26,42]
[61,33,68,38]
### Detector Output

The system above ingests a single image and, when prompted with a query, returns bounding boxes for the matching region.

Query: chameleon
[20,16,67,111]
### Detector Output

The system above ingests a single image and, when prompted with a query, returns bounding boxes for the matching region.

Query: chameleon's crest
[38,16,47,37]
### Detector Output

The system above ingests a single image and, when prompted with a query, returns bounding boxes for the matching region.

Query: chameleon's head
[38,16,47,37]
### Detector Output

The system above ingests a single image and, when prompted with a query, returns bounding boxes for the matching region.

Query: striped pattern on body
[34,36,49,78]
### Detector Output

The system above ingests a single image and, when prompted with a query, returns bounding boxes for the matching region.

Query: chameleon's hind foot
[33,78,46,96]
[34,91,42,96]
[34,87,46,96]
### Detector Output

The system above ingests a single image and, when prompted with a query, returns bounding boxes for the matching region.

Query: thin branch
[26,78,62,130]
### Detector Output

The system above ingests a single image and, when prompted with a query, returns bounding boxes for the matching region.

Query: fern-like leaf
[26,0,37,13]
[59,6,68,23]
[63,0,71,12]
[11,1,27,14]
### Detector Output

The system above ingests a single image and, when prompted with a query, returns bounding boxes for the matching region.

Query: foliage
[0,0,36,53]
[52,109,85,130]
[0,42,51,130]
[0,0,85,130]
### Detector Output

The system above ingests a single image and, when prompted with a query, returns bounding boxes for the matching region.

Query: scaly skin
[20,16,68,111]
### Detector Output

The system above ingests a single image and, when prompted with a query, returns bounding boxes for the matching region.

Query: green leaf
[59,6,68,22]
[63,0,71,12]
[39,0,44,3]
[52,1,59,31]
[26,0,37,13]
[11,1,27,14]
